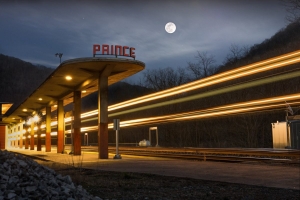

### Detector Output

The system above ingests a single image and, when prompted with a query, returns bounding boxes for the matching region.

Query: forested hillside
[0,54,54,112]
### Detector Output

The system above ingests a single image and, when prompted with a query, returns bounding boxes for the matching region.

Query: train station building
[0,44,145,158]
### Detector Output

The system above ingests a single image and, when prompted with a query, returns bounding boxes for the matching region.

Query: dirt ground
[40,161,300,200]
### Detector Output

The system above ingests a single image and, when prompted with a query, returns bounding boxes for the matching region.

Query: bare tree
[224,44,250,65]
[281,0,300,23]
[142,67,189,91]
[187,51,216,80]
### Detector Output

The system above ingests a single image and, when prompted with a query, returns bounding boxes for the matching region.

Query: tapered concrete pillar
[45,106,51,152]
[19,125,23,149]
[73,91,81,155]
[30,121,34,150]
[57,100,64,153]
[37,126,41,151]
[24,131,29,149]
[98,66,113,159]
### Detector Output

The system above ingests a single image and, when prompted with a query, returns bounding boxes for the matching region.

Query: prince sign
[93,44,135,59]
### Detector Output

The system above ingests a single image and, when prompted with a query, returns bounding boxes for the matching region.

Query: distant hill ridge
[0,54,54,112]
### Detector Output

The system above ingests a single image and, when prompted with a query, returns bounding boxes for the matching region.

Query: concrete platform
[7,147,300,190]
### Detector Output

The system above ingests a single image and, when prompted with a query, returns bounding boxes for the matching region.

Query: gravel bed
[0,150,100,200]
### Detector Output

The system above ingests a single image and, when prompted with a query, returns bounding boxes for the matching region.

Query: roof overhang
[3,57,145,124]
[0,102,13,125]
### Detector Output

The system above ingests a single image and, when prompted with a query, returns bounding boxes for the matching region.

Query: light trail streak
[108,50,300,111]
[108,70,300,117]
[58,51,300,121]
[32,51,300,134]
[78,93,300,131]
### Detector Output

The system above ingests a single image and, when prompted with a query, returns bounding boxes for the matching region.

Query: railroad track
[81,146,300,164]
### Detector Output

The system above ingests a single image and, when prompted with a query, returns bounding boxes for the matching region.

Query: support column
[24,130,29,149]
[19,125,23,149]
[73,91,81,155]
[98,66,113,159]
[37,125,41,151]
[45,106,51,152]
[30,121,34,150]
[0,125,5,149]
[57,100,64,153]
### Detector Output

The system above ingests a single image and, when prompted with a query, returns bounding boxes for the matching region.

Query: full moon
[165,22,176,33]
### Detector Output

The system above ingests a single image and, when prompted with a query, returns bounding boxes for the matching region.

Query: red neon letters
[93,44,135,58]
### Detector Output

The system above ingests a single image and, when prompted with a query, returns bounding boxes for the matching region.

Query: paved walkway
[7,147,300,190]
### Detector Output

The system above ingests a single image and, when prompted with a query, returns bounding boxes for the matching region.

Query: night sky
[0,0,288,82]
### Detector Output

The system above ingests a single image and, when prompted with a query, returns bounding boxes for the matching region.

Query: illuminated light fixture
[33,114,40,123]
[38,98,42,101]
[50,132,57,136]
[82,90,87,93]
[54,105,57,108]
[22,109,27,112]
[65,75,72,80]
[26,118,32,125]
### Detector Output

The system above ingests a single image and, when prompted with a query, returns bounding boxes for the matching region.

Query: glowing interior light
[51,132,57,136]
[33,114,40,122]
[38,98,42,101]
[26,118,32,125]
[65,75,72,80]
[22,109,27,112]
[82,90,87,93]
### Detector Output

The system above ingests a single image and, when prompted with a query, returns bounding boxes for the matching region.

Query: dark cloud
[0,0,288,78]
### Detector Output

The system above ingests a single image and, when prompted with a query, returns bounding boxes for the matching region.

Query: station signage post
[113,119,121,159]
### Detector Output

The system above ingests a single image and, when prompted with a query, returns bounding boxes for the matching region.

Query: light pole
[55,53,63,63]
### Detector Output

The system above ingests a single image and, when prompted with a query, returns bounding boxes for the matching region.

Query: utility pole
[55,53,63,63]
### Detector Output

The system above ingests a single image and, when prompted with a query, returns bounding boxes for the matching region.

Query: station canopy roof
[0,102,13,115]
[2,57,145,124]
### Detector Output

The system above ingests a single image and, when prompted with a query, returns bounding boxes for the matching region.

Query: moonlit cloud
[0,0,288,81]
